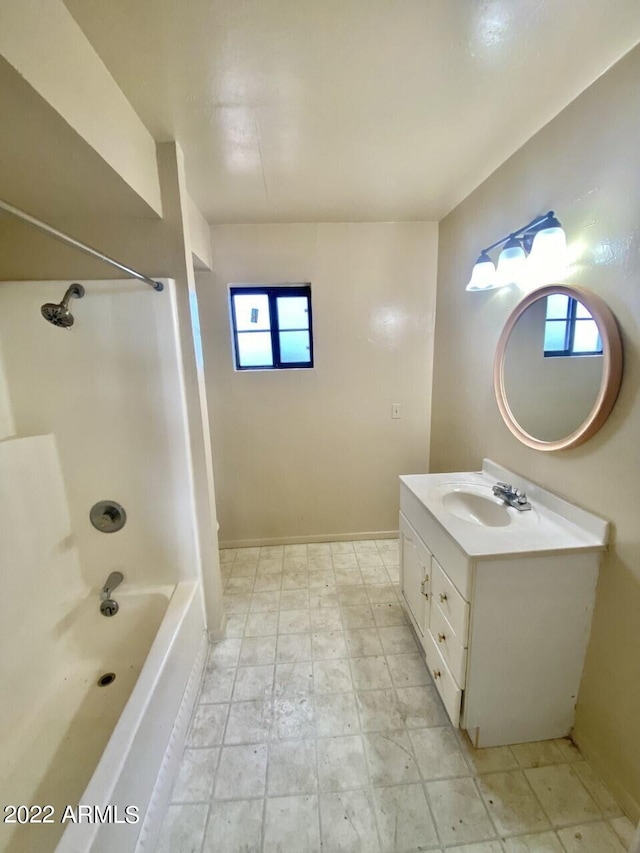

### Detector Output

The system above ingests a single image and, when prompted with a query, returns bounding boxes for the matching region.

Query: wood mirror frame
[494,284,623,451]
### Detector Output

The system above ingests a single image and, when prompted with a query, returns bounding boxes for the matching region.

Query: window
[543,294,602,357]
[230,285,314,370]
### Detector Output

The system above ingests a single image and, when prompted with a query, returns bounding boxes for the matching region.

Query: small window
[230,285,314,370]
[543,295,602,357]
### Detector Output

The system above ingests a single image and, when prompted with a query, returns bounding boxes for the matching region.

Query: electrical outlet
[392,403,402,419]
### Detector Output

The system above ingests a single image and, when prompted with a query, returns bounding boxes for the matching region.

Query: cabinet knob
[438,633,446,643]
[433,669,441,679]
[439,593,448,603]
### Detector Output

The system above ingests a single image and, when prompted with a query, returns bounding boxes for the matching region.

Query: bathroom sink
[429,483,536,528]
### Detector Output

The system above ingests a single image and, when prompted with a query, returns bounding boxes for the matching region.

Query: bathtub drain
[97,672,116,687]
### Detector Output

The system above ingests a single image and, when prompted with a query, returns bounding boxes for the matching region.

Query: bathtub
[0,580,206,853]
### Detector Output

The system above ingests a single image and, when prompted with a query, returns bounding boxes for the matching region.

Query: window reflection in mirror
[543,295,602,357]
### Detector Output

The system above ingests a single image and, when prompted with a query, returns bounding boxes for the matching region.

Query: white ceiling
[63,0,640,224]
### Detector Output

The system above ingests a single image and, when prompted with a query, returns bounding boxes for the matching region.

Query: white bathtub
[0,580,206,853]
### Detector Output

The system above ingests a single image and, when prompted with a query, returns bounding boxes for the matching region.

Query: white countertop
[400,459,609,559]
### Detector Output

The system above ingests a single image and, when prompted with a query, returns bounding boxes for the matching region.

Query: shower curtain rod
[0,198,164,291]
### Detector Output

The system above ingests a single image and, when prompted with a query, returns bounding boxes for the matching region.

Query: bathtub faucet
[101,571,124,602]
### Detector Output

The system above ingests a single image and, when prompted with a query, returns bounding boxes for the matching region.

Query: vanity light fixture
[466,211,566,292]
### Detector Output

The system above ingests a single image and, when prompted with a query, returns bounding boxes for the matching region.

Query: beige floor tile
[572,760,623,817]
[278,609,311,634]
[249,591,281,611]
[284,543,308,558]
[350,655,392,690]
[333,553,359,569]
[273,694,315,739]
[308,554,333,570]
[502,831,564,852]
[313,659,353,693]
[268,739,317,795]
[329,541,356,554]
[446,843,504,853]
[281,570,310,589]
[279,589,310,610]
[230,561,258,578]
[200,667,235,703]
[283,556,308,572]
[609,815,636,848]
[311,630,348,660]
[335,567,365,586]
[525,764,601,826]
[557,821,627,851]
[357,553,386,569]
[310,607,342,632]
[253,573,283,592]
[372,601,407,626]
[345,627,384,658]
[219,548,236,564]
[224,593,251,613]
[225,614,248,638]
[456,732,519,774]
[156,804,208,853]
[188,704,228,747]
[476,770,550,835]
[386,652,431,688]
[240,635,277,665]
[309,587,339,608]
[378,625,418,654]
[359,564,389,581]
[308,542,331,557]
[226,576,255,596]
[352,540,380,554]
[276,633,312,663]
[373,783,439,850]
[317,735,368,791]
[341,605,375,629]
[274,662,314,695]
[209,638,242,667]
[264,795,321,853]
[364,731,421,785]
[204,799,263,853]
[232,665,274,701]
[356,688,405,732]
[244,611,279,637]
[315,692,360,737]
[258,557,284,574]
[553,737,582,762]
[261,545,285,558]
[338,585,370,606]
[386,565,400,583]
[426,777,495,846]
[214,743,268,799]
[308,570,336,589]
[320,790,380,852]
[397,685,449,728]
[225,699,272,744]
[365,583,398,604]
[171,748,219,803]
[511,739,565,768]
[410,727,469,780]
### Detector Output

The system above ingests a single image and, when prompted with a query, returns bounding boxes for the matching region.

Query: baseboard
[134,630,208,853]
[572,725,640,824]
[219,529,399,549]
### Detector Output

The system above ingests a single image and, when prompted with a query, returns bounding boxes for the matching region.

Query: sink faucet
[101,571,124,601]
[492,482,532,511]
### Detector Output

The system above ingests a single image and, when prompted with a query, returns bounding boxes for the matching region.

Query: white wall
[0,279,198,590]
[201,222,438,545]
[430,46,640,819]
[0,334,15,439]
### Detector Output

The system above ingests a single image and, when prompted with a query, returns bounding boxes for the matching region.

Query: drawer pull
[439,593,448,603]
[420,576,429,596]
[433,669,441,679]
[438,633,447,643]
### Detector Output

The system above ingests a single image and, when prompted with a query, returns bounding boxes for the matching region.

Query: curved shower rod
[0,198,164,292]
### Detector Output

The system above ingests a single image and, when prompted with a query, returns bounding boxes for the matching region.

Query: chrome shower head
[41,283,85,328]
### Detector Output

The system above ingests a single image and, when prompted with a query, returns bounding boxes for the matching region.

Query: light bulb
[466,252,497,291]
[496,236,526,287]
[528,217,567,282]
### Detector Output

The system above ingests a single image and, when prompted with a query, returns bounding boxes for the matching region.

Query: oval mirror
[494,285,623,451]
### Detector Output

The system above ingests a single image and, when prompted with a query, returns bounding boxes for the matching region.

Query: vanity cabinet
[399,465,605,748]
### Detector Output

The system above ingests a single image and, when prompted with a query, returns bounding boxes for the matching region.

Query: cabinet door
[399,513,429,636]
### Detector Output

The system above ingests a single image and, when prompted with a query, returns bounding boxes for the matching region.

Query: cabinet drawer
[432,558,470,645]
[429,606,467,687]
[423,628,462,728]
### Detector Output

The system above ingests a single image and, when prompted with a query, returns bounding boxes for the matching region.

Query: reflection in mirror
[503,294,604,442]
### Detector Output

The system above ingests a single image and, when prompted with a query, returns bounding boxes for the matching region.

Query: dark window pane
[544,320,567,352]
[545,294,569,319]
[277,296,309,330]
[237,331,273,367]
[279,330,311,363]
[233,294,271,331]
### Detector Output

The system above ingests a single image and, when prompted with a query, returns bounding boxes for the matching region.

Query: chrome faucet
[101,571,124,601]
[492,482,532,511]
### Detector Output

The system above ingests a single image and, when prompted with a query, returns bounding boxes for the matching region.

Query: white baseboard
[134,631,208,853]
[218,529,399,549]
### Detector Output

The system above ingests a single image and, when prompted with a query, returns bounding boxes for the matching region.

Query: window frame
[543,295,602,358]
[229,284,314,371]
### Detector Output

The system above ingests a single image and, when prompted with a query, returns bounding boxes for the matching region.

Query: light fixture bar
[480,211,556,255]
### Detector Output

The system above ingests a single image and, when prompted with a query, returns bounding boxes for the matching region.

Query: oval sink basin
[442,489,512,527]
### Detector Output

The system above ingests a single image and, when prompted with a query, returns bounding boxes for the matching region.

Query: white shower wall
[0,279,199,590]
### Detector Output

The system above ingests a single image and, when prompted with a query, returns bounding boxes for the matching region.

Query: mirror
[494,285,623,451]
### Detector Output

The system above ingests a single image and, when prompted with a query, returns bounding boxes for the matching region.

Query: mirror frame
[494,284,623,451]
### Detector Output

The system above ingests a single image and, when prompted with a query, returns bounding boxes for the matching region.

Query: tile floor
[158,539,634,852]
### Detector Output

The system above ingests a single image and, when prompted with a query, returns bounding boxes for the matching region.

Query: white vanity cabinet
[399,461,608,748]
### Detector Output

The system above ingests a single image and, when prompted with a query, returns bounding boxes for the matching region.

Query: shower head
[41,283,85,328]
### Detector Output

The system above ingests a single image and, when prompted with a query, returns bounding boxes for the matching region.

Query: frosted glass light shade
[466,252,497,291]
[496,237,526,287]
[528,223,568,282]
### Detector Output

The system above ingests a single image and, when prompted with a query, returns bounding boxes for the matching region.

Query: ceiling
[63,0,640,224]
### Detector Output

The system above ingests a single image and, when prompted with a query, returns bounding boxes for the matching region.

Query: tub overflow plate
[90,501,126,533]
